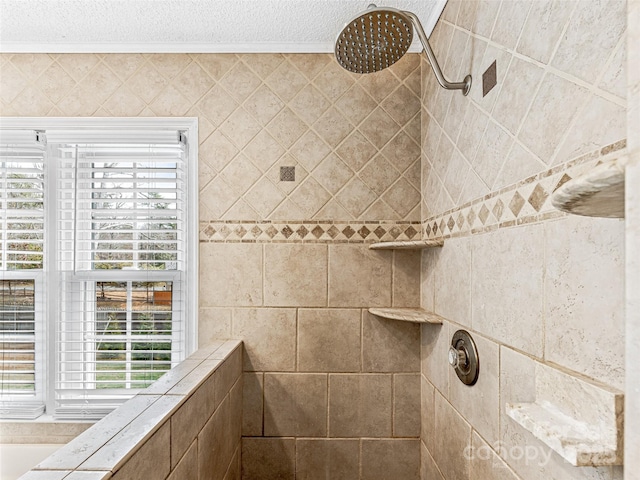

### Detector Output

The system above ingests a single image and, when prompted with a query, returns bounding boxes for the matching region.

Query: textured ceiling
[0,0,445,53]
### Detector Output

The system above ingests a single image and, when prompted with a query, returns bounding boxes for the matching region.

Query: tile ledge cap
[506,401,622,466]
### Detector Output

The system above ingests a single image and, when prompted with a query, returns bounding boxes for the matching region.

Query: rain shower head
[335,4,472,95]
[335,6,413,74]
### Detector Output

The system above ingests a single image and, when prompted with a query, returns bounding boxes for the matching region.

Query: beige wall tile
[433,237,472,327]
[199,396,236,480]
[393,373,421,437]
[336,130,377,171]
[110,422,170,480]
[198,308,232,347]
[432,391,471,480]
[491,57,544,136]
[241,437,295,480]
[363,312,420,372]
[297,309,361,372]
[442,150,471,206]
[420,322,450,396]
[329,374,392,437]
[229,379,244,453]
[518,73,589,164]
[471,224,544,357]
[167,441,197,480]
[224,446,242,480]
[232,309,296,372]
[358,68,399,103]
[214,347,243,409]
[421,441,445,480]
[499,345,536,407]
[554,94,626,166]
[517,0,576,64]
[242,373,264,437]
[449,332,500,445]
[361,439,420,480]
[544,216,625,389]
[551,0,626,84]
[295,439,359,480]
[494,142,545,191]
[421,250,436,311]
[469,431,520,480]
[335,177,378,219]
[491,0,531,49]
[328,245,392,307]
[392,250,421,307]
[474,120,513,190]
[420,376,436,454]
[200,243,263,307]
[264,244,327,307]
[599,42,625,100]
[170,371,216,468]
[263,373,328,437]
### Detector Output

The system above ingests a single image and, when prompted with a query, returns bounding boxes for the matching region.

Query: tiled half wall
[20,340,243,480]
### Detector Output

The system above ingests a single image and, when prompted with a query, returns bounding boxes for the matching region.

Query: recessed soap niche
[506,361,624,466]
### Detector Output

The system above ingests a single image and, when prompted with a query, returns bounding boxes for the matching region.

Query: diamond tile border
[198,140,625,244]
[422,140,627,240]
[200,220,421,243]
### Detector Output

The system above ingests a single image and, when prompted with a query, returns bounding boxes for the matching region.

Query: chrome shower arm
[402,10,472,96]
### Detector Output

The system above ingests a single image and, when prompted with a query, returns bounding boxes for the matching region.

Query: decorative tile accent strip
[423,140,627,240]
[200,220,422,243]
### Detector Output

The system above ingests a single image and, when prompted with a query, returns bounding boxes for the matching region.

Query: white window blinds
[0,119,197,422]
[50,130,188,420]
[0,132,45,271]
[0,130,46,419]
[68,141,184,272]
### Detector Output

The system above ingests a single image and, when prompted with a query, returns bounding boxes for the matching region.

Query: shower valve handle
[448,345,467,369]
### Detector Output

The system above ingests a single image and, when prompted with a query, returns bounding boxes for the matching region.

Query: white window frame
[0,117,198,420]
[0,271,46,417]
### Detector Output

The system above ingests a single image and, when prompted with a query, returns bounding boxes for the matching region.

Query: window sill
[0,417,93,444]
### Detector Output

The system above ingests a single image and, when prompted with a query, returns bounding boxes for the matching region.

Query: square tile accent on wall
[280,166,295,181]
[482,60,497,97]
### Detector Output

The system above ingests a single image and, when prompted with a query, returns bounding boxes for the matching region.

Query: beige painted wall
[419,1,627,479]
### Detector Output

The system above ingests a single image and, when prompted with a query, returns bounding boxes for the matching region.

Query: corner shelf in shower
[368,308,444,324]
[368,239,444,250]
[551,155,626,218]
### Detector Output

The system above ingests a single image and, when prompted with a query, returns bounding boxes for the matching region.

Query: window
[0,119,198,420]
[0,131,46,419]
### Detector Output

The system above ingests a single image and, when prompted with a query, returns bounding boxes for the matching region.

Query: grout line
[442,13,627,107]
[391,250,396,307]
[360,309,364,374]
[295,307,299,373]
[325,372,330,439]
[593,33,626,90]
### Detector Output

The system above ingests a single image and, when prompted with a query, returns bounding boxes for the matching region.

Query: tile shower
[0,0,636,479]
